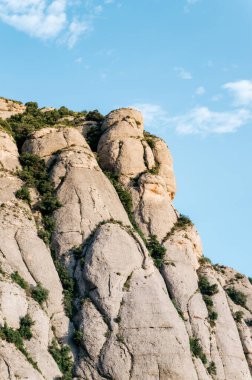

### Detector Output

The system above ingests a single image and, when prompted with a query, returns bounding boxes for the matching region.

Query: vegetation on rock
[31,283,49,305]
[49,339,74,380]
[189,337,207,364]
[226,287,247,308]
[146,234,166,268]
[163,215,193,242]
[11,271,29,290]
[199,276,219,325]
[0,320,39,371]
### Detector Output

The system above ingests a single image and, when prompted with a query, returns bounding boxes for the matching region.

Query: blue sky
[0,0,252,275]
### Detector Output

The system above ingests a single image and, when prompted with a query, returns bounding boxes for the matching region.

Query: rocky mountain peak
[0,100,251,380]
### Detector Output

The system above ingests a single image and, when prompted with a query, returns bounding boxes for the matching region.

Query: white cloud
[130,103,170,129]
[130,103,252,136]
[223,80,252,106]
[0,0,114,46]
[174,67,192,80]
[0,0,67,39]
[195,86,206,95]
[172,107,252,135]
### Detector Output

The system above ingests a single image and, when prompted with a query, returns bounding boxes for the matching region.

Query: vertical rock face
[97,108,177,241]
[0,105,252,380]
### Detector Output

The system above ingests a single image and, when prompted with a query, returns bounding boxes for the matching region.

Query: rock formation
[0,101,251,380]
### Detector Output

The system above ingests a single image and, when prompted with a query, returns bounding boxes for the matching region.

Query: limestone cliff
[0,99,251,380]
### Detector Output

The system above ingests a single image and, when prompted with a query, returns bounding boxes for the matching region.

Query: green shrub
[198,276,218,296]
[200,278,218,324]
[38,229,51,245]
[248,277,252,285]
[146,234,166,268]
[39,193,61,215]
[86,125,103,151]
[189,337,207,364]
[18,152,61,243]
[199,256,212,265]
[209,310,218,322]
[207,361,217,375]
[49,339,73,380]
[235,273,244,280]
[144,136,156,149]
[0,322,39,371]
[31,283,49,305]
[104,172,147,243]
[245,319,252,327]
[53,258,75,318]
[148,165,159,175]
[11,271,29,290]
[15,186,31,203]
[163,215,193,242]
[105,172,133,218]
[85,110,104,123]
[203,295,214,308]
[226,287,247,308]
[19,315,34,340]
[234,311,244,323]
[114,316,122,324]
[73,329,83,346]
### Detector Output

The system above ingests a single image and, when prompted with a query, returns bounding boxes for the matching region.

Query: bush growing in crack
[146,234,166,268]
[11,271,29,290]
[199,256,212,266]
[189,337,207,365]
[234,311,244,323]
[19,314,34,340]
[15,186,31,204]
[52,253,75,319]
[198,276,218,296]
[163,215,193,242]
[199,276,219,325]
[73,329,83,346]
[207,361,217,376]
[49,338,74,380]
[104,171,147,243]
[17,152,61,245]
[0,319,39,372]
[86,124,103,152]
[31,283,49,305]
[226,287,247,308]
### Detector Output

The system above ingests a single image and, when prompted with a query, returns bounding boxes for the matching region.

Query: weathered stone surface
[132,173,177,240]
[199,266,251,379]
[98,108,155,176]
[22,127,87,159]
[0,341,44,380]
[23,128,130,259]
[152,138,176,197]
[0,98,25,120]
[78,223,198,380]
[0,131,21,171]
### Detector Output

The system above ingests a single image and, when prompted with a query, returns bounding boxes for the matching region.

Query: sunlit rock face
[0,105,251,380]
[0,98,25,120]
